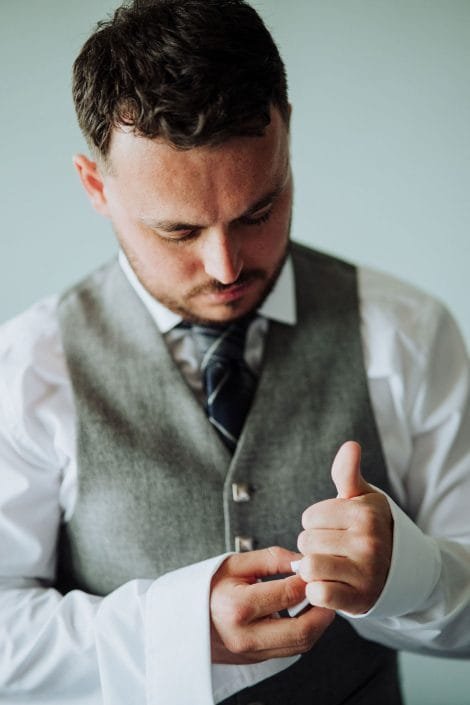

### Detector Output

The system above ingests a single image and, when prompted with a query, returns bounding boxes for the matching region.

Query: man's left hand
[297,441,393,615]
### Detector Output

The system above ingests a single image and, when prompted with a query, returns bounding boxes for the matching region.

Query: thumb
[331,441,373,499]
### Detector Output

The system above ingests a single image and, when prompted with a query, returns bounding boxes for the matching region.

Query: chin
[186,298,257,326]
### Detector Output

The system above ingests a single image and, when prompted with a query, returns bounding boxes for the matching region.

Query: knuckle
[284,577,304,605]
[265,545,289,572]
[296,639,313,655]
[297,621,314,644]
[230,600,254,626]
[266,545,284,562]
[307,580,334,607]
[318,582,334,605]
[228,633,256,655]
[210,589,230,618]
[213,592,253,627]
[297,530,309,554]
[294,623,316,653]
[300,554,318,582]
[301,504,317,529]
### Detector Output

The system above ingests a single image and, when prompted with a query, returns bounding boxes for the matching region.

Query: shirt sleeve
[350,268,470,656]
[0,298,296,704]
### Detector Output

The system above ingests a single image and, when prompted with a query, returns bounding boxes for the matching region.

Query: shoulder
[359,266,446,344]
[357,265,465,381]
[290,244,455,355]
[0,295,64,378]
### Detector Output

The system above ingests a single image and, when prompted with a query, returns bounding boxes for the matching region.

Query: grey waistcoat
[57,243,403,705]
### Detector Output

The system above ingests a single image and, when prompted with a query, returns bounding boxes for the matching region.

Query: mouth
[204,279,256,304]
[188,270,265,306]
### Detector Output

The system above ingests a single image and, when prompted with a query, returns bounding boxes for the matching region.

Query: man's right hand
[210,546,335,664]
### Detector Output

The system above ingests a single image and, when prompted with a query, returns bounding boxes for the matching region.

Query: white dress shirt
[0,249,469,705]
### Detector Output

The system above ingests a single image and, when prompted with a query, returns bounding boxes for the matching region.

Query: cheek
[144,243,201,285]
[240,230,284,272]
[258,213,290,258]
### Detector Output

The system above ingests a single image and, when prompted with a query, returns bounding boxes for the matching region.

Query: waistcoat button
[232,482,252,502]
[235,536,254,552]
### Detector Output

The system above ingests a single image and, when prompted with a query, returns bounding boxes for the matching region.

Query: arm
[297,288,470,656]
[0,442,332,704]
[0,300,333,704]
[1,500,323,705]
[0,399,148,702]
[349,297,470,656]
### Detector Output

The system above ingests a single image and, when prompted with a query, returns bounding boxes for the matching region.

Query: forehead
[105,109,289,222]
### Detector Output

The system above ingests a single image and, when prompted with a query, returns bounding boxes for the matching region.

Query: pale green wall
[1,2,469,703]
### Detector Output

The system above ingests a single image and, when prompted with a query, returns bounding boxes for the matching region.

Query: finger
[297,527,350,556]
[224,546,302,580]
[238,606,336,659]
[331,441,372,499]
[297,553,360,586]
[305,580,368,614]
[242,575,310,621]
[302,497,355,530]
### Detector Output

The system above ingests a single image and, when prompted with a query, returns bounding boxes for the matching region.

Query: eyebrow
[140,180,287,233]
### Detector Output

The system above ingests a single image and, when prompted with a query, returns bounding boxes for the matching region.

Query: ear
[73,154,110,217]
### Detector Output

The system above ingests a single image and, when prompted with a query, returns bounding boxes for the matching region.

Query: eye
[158,229,200,245]
[239,205,273,226]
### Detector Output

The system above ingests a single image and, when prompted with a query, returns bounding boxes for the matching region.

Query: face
[75,108,292,324]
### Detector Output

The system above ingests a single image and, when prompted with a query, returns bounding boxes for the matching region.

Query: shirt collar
[118,249,297,333]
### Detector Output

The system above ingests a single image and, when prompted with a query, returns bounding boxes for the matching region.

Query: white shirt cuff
[341,494,442,620]
[212,657,300,704]
[146,554,229,705]
[145,551,300,704]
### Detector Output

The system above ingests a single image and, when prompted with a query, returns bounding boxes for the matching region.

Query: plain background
[1,2,469,703]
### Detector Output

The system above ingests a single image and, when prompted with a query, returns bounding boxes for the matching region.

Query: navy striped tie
[190,318,256,452]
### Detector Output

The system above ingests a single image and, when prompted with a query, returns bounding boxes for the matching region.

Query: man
[0,1,469,703]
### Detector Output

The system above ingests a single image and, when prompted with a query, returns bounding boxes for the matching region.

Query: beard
[119,236,291,325]
[174,242,290,325]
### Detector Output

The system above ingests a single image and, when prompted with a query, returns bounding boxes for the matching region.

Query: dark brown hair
[72,0,289,162]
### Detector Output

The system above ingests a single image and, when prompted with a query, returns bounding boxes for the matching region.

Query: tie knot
[191,317,252,370]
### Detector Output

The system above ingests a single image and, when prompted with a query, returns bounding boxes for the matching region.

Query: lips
[205,279,254,303]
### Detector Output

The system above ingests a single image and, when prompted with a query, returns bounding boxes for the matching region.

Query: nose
[202,228,243,284]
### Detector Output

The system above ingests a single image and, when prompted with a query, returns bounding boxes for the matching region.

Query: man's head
[73,0,292,323]
[73,0,289,165]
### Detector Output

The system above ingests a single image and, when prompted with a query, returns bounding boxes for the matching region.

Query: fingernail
[291,560,301,573]
[288,597,310,617]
